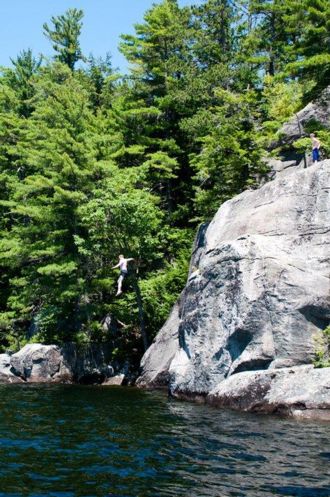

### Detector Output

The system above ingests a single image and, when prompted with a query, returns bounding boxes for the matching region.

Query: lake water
[0,385,329,497]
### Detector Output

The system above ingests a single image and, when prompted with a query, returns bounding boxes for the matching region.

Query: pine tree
[6,49,42,117]
[244,0,292,76]
[119,0,194,222]
[284,0,330,95]
[0,78,25,348]
[43,9,85,70]
[186,89,265,220]
[0,64,101,342]
[84,54,114,110]
[191,0,234,68]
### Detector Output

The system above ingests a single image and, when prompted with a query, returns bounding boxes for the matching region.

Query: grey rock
[138,161,330,403]
[10,344,72,383]
[207,365,330,420]
[0,353,24,383]
[61,343,115,384]
[169,160,330,395]
[102,374,125,386]
[136,299,181,389]
[2,343,119,384]
[188,223,209,274]
[279,86,330,144]
[137,224,209,389]
[0,353,12,370]
[261,157,306,182]
[269,159,298,172]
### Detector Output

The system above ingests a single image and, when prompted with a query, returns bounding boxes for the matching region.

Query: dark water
[0,385,329,497]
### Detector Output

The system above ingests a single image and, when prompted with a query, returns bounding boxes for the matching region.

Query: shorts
[312,148,320,161]
[120,270,128,278]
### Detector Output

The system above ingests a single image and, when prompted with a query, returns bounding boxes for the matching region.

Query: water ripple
[0,385,329,497]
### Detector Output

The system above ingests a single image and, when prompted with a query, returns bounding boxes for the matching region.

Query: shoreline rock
[206,365,330,421]
[10,344,72,383]
[0,343,129,386]
[136,299,181,389]
[170,365,330,422]
[0,353,24,384]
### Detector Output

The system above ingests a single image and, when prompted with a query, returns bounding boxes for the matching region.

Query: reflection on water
[0,385,329,497]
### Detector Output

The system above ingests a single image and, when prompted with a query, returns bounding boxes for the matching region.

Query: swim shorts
[312,148,320,161]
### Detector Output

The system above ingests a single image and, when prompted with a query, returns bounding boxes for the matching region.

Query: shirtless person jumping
[111,255,134,296]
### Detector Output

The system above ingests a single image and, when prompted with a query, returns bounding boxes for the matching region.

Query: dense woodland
[0,0,329,361]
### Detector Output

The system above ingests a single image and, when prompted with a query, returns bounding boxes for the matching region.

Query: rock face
[0,353,24,383]
[0,343,124,385]
[261,157,306,183]
[207,365,330,421]
[138,161,330,417]
[137,224,208,389]
[136,299,181,389]
[279,86,330,144]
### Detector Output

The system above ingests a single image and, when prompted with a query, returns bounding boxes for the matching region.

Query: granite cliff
[138,160,330,419]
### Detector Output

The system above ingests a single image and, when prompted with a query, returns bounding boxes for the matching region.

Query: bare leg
[116,275,124,296]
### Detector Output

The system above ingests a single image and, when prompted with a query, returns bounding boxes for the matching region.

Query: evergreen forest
[0,0,329,364]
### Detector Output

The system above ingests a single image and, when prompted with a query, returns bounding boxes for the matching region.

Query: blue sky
[0,0,201,73]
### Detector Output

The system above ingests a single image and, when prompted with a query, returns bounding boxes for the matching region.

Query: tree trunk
[133,272,148,352]
[296,114,307,168]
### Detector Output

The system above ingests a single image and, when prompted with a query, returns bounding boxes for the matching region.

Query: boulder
[261,157,306,183]
[61,342,115,384]
[102,374,125,386]
[170,160,330,395]
[10,344,72,383]
[138,161,330,404]
[0,343,123,385]
[207,365,330,421]
[0,353,24,383]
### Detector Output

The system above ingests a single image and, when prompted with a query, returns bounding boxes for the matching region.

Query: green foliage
[43,9,85,70]
[314,326,330,368]
[185,89,266,220]
[259,77,305,146]
[293,123,330,160]
[284,0,330,96]
[0,0,328,363]
[244,0,292,76]
[140,245,191,340]
[4,49,42,117]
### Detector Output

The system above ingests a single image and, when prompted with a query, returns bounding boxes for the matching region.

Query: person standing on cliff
[111,255,134,296]
[310,133,321,164]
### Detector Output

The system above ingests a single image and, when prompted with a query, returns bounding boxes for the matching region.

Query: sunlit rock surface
[279,86,330,144]
[0,343,122,384]
[10,344,73,383]
[0,353,24,383]
[138,160,330,418]
[136,299,181,389]
[207,365,330,421]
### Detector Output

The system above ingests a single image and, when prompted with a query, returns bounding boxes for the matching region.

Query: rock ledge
[207,365,330,421]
